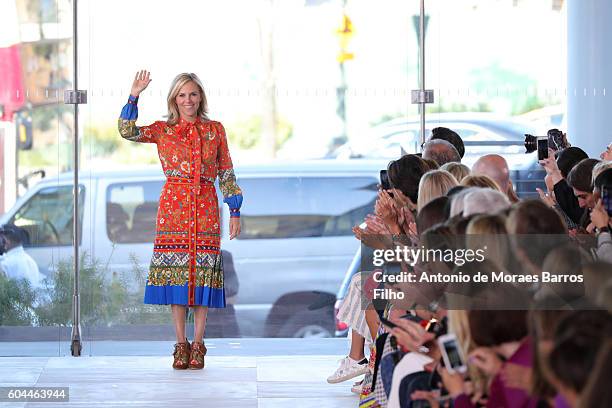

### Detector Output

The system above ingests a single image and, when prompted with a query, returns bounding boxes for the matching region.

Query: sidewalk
[0,339,358,407]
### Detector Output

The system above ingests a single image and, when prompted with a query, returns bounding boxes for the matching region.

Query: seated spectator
[466,214,512,270]
[461,174,502,191]
[430,126,465,159]
[463,188,511,217]
[422,139,461,166]
[422,158,440,171]
[416,196,449,234]
[536,244,590,307]
[581,261,612,305]
[595,279,612,312]
[417,169,458,212]
[506,200,569,276]
[472,154,519,202]
[0,224,44,289]
[579,340,612,408]
[441,161,470,183]
[547,310,612,408]
[439,310,538,408]
[449,187,477,217]
[387,154,429,206]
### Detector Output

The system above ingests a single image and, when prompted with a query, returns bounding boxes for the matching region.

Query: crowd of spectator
[330,128,612,408]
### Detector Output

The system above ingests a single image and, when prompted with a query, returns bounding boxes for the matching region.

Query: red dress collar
[175,116,203,132]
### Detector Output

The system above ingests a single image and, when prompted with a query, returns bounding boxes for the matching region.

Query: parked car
[330,113,546,198]
[0,160,387,338]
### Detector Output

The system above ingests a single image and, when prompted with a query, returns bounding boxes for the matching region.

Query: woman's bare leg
[365,306,380,342]
[171,305,187,343]
[348,329,366,361]
[193,306,209,344]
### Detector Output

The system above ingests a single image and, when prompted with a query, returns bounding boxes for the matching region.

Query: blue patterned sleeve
[223,194,243,218]
[118,95,160,143]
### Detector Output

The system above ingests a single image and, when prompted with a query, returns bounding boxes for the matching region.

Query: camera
[525,129,569,158]
[380,169,391,190]
[602,184,612,217]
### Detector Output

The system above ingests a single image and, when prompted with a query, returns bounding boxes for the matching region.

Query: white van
[0,160,385,337]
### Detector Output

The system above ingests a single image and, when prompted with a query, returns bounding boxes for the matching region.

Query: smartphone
[537,137,549,160]
[380,170,391,190]
[602,185,612,216]
[379,315,398,329]
[437,333,467,374]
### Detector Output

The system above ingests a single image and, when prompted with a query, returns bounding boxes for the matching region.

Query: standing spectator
[540,147,588,225]
[566,158,600,212]
[0,224,43,288]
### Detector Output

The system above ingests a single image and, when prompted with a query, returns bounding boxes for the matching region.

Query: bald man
[422,139,461,166]
[471,154,519,202]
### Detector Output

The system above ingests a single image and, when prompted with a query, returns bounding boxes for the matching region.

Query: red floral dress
[119,96,242,307]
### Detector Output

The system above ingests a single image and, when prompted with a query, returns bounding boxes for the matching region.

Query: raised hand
[468,347,503,376]
[131,70,152,97]
[539,148,563,184]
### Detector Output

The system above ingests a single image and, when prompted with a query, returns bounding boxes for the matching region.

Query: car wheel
[277,309,334,338]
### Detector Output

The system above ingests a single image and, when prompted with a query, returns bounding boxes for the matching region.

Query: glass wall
[0,0,568,355]
[0,0,73,355]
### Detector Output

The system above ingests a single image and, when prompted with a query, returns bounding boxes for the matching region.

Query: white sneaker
[327,356,369,384]
[351,380,363,394]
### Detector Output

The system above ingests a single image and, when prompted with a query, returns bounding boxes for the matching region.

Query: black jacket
[553,179,585,225]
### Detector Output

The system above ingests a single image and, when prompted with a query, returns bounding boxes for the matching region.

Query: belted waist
[166,176,215,185]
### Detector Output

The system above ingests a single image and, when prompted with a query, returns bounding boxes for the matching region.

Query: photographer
[0,224,43,289]
[539,147,588,224]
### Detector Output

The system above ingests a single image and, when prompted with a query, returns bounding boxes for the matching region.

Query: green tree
[35,254,129,326]
[227,115,293,151]
[0,275,37,325]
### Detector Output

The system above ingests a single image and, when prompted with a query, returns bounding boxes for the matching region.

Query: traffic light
[16,112,33,150]
[336,13,354,63]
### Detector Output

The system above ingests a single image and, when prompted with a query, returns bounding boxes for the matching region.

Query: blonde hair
[166,73,209,125]
[466,214,511,269]
[417,169,458,212]
[447,310,489,395]
[441,162,471,183]
[461,174,501,191]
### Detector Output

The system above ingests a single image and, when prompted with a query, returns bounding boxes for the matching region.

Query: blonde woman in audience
[417,170,458,212]
[466,214,512,270]
[460,174,502,191]
[447,310,489,399]
[441,162,471,183]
